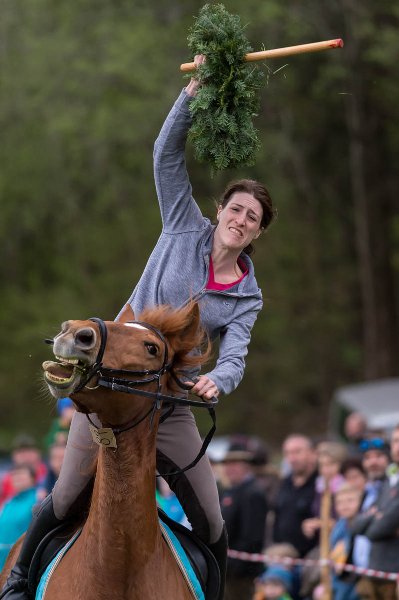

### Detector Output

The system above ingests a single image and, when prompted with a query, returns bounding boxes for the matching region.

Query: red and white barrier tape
[227,549,399,582]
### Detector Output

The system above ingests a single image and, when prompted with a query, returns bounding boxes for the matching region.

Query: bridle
[46,317,217,475]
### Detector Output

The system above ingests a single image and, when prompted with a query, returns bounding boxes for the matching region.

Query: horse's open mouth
[43,356,88,388]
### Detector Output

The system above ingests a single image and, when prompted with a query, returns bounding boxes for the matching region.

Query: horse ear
[117,304,136,323]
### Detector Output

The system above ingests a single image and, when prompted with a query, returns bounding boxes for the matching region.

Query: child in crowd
[0,435,47,508]
[313,483,362,600]
[37,444,67,501]
[156,477,188,527]
[254,543,299,600]
[340,458,367,495]
[43,397,75,449]
[329,483,362,599]
[253,565,294,600]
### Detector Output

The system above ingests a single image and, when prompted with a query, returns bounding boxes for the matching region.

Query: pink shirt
[206,256,248,291]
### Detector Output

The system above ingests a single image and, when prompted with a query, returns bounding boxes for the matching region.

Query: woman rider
[2,56,275,600]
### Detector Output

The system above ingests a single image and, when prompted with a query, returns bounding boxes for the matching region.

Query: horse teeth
[55,356,79,365]
[45,372,73,384]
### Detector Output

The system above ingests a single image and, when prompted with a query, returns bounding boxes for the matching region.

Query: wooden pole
[180,39,344,72]
[319,489,333,600]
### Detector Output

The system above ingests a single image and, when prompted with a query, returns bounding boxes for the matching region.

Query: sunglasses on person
[359,438,388,451]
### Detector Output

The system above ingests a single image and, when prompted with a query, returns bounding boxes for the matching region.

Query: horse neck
[84,415,161,561]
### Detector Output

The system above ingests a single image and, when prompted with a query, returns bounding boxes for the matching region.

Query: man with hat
[219,440,269,600]
[351,432,399,599]
[349,436,390,574]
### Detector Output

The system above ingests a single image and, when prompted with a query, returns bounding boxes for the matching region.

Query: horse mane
[137,301,211,377]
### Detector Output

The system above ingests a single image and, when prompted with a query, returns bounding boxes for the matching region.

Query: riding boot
[0,495,63,600]
[207,524,228,600]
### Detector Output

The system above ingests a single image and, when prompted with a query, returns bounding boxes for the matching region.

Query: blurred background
[1,0,398,451]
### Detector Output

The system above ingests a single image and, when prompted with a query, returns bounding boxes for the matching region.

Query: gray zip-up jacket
[121,90,263,395]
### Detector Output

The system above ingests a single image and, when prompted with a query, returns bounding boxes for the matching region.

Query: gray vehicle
[329,377,399,440]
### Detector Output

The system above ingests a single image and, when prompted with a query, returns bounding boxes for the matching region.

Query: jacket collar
[204,225,262,298]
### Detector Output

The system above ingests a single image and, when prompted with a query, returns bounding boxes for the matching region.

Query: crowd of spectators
[2,408,399,600]
[213,416,399,600]
[0,398,74,570]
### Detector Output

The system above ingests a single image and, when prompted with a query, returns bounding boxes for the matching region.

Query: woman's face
[215,192,263,251]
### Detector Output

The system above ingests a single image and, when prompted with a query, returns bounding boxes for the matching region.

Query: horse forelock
[137,303,194,334]
[137,302,211,373]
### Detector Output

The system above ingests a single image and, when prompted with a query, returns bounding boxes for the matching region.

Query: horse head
[42,301,210,427]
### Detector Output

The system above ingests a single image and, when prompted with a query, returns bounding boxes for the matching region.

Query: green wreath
[186,4,264,173]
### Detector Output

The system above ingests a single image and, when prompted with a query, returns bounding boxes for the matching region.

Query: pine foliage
[186,4,263,172]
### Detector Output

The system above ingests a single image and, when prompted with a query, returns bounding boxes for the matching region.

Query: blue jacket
[330,518,359,600]
[119,90,263,395]
[0,487,37,570]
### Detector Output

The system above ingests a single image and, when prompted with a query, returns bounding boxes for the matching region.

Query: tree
[0,0,398,444]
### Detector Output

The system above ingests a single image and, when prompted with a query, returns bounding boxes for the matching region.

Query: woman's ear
[254,227,264,240]
[216,205,222,221]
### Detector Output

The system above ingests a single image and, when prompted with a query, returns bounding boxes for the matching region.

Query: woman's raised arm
[153,57,205,233]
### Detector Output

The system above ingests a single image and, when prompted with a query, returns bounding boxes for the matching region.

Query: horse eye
[146,344,158,356]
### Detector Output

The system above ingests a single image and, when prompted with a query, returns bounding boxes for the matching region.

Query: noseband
[50,317,217,475]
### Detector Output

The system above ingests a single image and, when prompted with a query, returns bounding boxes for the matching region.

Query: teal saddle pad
[35,523,204,600]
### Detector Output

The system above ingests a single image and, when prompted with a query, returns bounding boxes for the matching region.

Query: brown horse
[1,301,212,599]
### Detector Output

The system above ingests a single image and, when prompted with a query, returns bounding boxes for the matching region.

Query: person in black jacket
[219,442,269,600]
[273,434,318,557]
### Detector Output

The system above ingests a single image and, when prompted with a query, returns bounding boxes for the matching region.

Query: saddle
[28,509,220,600]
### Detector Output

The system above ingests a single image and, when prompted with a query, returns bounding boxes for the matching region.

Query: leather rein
[46,317,217,475]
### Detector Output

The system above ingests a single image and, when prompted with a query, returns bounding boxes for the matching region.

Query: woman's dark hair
[218,179,275,255]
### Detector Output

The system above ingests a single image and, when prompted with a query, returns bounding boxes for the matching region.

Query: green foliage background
[1,0,398,449]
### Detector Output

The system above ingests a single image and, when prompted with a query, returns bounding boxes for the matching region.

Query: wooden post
[319,489,332,600]
[180,39,344,72]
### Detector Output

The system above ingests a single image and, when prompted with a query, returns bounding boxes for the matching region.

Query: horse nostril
[75,328,96,349]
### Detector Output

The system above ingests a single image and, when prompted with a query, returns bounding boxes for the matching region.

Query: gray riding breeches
[52,406,223,544]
